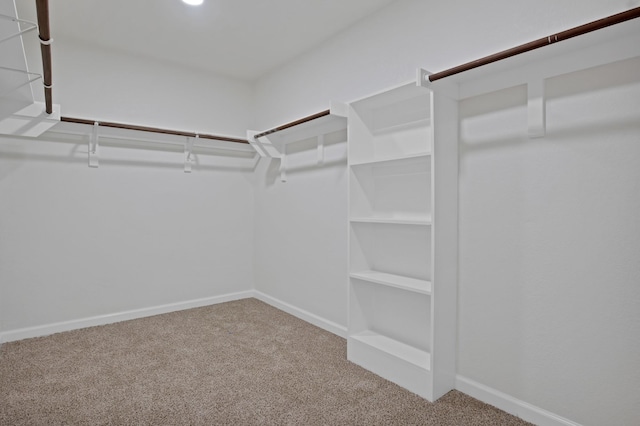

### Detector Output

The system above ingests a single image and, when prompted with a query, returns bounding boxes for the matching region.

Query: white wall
[252,0,640,424]
[0,133,256,336]
[253,0,636,129]
[252,133,348,330]
[457,57,640,426]
[24,35,254,137]
[1,25,258,338]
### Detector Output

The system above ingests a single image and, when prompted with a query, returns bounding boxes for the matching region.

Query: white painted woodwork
[348,83,432,164]
[429,82,459,400]
[350,154,431,222]
[350,221,432,282]
[51,120,257,155]
[351,331,431,370]
[349,217,431,225]
[250,105,347,161]
[347,79,457,401]
[350,271,432,295]
[425,16,640,102]
[88,121,99,168]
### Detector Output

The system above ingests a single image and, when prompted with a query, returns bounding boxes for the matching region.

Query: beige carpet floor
[0,298,532,425]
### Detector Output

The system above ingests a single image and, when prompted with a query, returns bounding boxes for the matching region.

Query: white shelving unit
[347,75,458,401]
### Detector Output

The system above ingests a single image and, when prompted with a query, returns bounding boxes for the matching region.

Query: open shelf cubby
[349,222,432,283]
[349,331,431,370]
[349,280,432,364]
[348,279,433,397]
[350,153,431,222]
[349,83,432,164]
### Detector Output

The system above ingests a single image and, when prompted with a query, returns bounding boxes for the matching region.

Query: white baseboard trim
[456,376,582,426]
[0,290,254,344]
[252,290,347,338]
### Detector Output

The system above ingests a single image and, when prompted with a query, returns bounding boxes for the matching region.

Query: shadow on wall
[459,56,640,152]
[260,129,348,187]
[0,138,29,181]
[0,131,260,178]
[545,56,640,140]
[459,84,529,152]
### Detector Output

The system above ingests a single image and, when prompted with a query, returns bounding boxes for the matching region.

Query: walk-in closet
[1,1,639,425]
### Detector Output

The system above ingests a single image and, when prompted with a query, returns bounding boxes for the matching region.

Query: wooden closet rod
[61,117,250,144]
[254,109,331,139]
[35,0,53,114]
[428,6,640,82]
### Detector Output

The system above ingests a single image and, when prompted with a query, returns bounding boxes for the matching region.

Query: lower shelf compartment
[350,330,430,370]
[348,331,433,400]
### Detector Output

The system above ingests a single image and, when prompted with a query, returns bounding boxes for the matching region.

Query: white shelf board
[372,117,431,136]
[350,270,432,295]
[350,216,432,226]
[350,330,431,371]
[50,121,255,153]
[426,17,640,100]
[350,82,426,111]
[349,152,431,167]
[259,112,347,147]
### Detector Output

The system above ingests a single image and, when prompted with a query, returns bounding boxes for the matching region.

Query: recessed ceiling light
[182,0,203,5]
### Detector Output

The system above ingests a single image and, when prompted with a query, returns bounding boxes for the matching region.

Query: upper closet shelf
[49,119,256,172]
[422,8,640,100]
[350,81,427,112]
[247,102,348,159]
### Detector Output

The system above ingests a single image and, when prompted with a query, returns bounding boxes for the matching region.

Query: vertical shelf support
[88,121,99,168]
[527,78,546,138]
[247,130,268,157]
[246,131,281,158]
[280,145,287,182]
[184,134,196,173]
[317,134,325,165]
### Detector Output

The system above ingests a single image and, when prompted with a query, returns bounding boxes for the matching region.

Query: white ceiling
[17,0,398,81]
